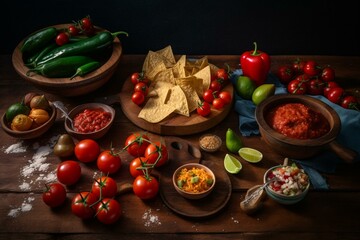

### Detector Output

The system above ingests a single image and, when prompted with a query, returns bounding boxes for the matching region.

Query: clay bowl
[255,94,356,163]
[12,24,122,97]
[64,103,115,140]
[172,163,216,200]
[1,102,56,139]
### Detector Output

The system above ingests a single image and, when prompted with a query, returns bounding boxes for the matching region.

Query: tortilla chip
[176,84,201,113]
[153,68,175,84]
[156,45,176,65]
[166,85,189,116]
[175,76,203,97]
[193,65,211,93]
[172,55,186,78]
[138,96,176,123]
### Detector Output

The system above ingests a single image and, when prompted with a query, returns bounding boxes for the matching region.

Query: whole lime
[226,128,243,153]
[252,84,275,105]
[235,76,256,100]
[5,103,31,122]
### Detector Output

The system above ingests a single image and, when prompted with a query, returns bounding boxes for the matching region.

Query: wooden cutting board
[118,77,234,135]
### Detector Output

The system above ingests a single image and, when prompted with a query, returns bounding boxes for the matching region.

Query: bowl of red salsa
[255,94,346,160]
[65,103,115,140]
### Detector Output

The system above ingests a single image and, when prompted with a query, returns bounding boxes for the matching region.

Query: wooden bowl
[1,103,56,139]
[64,103,115,140]
[255,94,356,163]
[12,24,122,97]
[172,163,216,200]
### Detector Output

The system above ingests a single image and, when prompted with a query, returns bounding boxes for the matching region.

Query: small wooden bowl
[199,134,222,152]
[64,103,115,140]
[1,103,56,139]
[172,163,216,200]
[255,94,356,163]
[12,24,122,97]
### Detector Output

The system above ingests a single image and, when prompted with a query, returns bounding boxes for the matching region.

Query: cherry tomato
[96,198,121,224]
[323,81,339,97]
[303,60,321,76]
[216,68,229,81]
[132,91,145,106]
[55,32,69,46]
[97,150,121,175]
[133,175,159,200]
[277,65,294,84]
[91,176,118,199]
[74,139,100,163]
[131,72,149,85]
[327,87,344,104]
[134,82,149,96]
[145,141,168,167]
[210,80,222,91]
[292,59,306,74]
[306,79,324,95]
[340,95,359,110]
[212,97,225,110]
[68,25,79,36]
[321,66,335,82]
[81,16,94,35]
[287,79,307,95]
[129,156,150,178]
[71,191,98,220]
[56,160,81,186]
[197,101,211,117]
[124,132,150,157]
[218,91,232,105]
[42,183,67,208]
[203,89,216,103]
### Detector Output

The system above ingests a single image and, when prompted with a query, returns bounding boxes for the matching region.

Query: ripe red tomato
[216,68,229,81]
[145,141,168,167]
[75,139,100,163]
[306,79,325,95]
[133,175,159,200]
[129,156,150,178]
[287,79,307,95]
[71,191,98,220]
[321,67,335,82]
[340,95,359,109]
[96,198,121,224]
[303,60,321,76]
[203,89,216,103]
[292,59,306,74]
[56,160,81,186]
[323,81,339,97]
[218,91,232,105]
[97,150,121,174]
[134,82,149,96]
[55,32,69,46]
[210,80,222,91]
[327,87,344,104]
[276,65,294,84]
[131,72,149,85]
[81,16,94,35]
[212,97,225,109]
[124,132,150,157]
[42,183,67,208]
[197,101,211,117]
[68,25,79,36]
[91,176,118,199]
[132,91,145,106]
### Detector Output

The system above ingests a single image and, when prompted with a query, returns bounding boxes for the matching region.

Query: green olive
[53,134,75,158]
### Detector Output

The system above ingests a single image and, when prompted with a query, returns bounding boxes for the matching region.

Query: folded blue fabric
[230,70,360,189]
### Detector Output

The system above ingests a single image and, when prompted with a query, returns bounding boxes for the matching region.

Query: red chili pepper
[240,42,271,86]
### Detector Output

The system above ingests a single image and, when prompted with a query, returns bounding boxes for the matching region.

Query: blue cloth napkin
[230,69,360,189]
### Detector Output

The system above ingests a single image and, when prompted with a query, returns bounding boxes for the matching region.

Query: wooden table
[1,54,360,239]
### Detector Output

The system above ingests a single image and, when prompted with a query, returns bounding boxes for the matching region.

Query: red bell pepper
[240,42,271,86]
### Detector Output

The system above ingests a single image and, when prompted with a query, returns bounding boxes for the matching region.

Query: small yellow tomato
[29,108,50,125]
[11,114,33,131]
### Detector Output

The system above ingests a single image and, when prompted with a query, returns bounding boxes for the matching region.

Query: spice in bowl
[199,134,222,152]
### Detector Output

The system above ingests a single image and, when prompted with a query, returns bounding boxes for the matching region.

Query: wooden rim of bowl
[255,94,341,147]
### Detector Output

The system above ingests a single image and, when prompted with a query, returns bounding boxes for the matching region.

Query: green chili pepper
[25,43,57,68]
[21,27,57,55]
[70,61,101,80]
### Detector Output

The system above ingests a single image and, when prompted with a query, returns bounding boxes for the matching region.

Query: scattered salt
[8,195,35,218]
[4,141,27,154]
[142,209,162,227]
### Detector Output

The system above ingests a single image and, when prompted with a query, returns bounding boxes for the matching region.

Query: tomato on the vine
[218,91,232,105]
[306,79,324,95]
[56,160,81,186]
[96,198,121,224]
[71,191,98,220]
[323,81,339,97]
[287,79,307,95]
[42,182,67,208]
[131,72,149,85]
[133,175,159,200]
[91,176,118,199]
[277,65,294,84]
[134,82,149,96]
[145,141,168,167]
[68,25,79,36]
[303,60,321,76]
[203,89,216,103]
[292,59,306,74]
[55,32,69,46]
[321,66,335,82]
[80,16,94,35]
[216,68,229,81]
[124,132,150,157]
[210,80,222,91]
[97,150,122,174]
[129,156,150,178]
[132,91,145,106]
[327,87,344,104]
[340,95,359,110]
[75,139,100,163]
[212,97,225,110]
[197,101,211,117]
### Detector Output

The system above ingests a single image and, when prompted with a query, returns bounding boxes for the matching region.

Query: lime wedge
[224,154,242,174]
[238,147,263,163]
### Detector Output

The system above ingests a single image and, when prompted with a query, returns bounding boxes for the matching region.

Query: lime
[226,128,243,153]
[252,84,275,105]
[238,147,263,163]
[5,102,30,122]
[224,153,242,174]
[235,76,256,100]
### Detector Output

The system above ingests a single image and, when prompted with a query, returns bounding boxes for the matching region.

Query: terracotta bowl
[64,103,115,140]
[255,94,356,163]
[172,163,216,200]
[12,24,122,97]
[1,102,56,139]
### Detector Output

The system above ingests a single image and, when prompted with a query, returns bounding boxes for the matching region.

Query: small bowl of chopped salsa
[173,163,216,200]
[64,103,115,140]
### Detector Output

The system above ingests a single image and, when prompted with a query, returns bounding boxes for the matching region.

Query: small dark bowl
[64,103,115,140]
[1,102,56,139]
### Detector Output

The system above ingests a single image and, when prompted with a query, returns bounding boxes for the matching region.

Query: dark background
[1,0,359,56]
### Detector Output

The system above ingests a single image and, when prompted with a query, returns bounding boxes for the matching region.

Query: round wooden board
[119,77,234,135]
[159,137,232,218]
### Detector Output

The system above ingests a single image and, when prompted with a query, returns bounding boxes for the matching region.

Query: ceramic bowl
[1,102,56,139]
[199,134,222,152]
[12,24,122,97]
[64,103,115,140]
[263,165,310,205]
[173,163,216,200]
